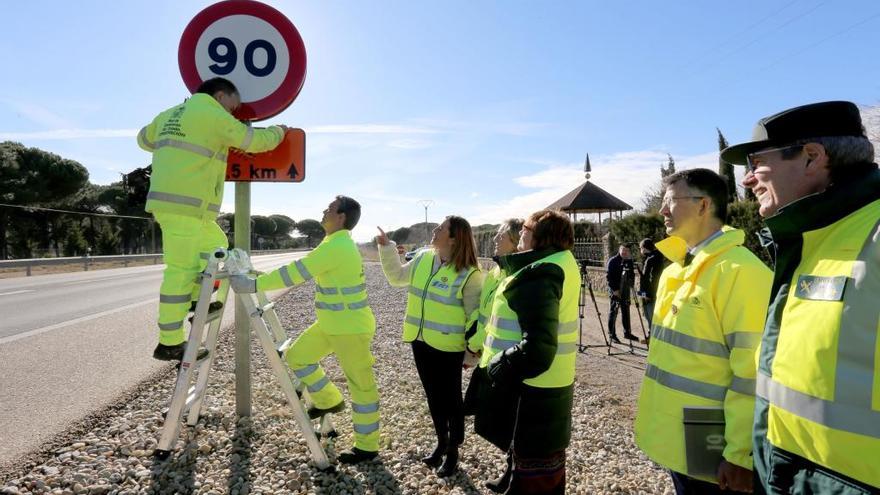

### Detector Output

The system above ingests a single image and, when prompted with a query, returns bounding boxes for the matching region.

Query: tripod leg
[586,278,611,354]
[630,286,649,341]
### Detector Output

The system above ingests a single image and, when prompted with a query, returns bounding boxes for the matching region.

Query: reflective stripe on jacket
[256,230,376,334]
[468,265,503,352]
[757,196,880,489]
[479,249,580,388]
[403,249,477,352]
[138,93,284,220]
[634,226,772,480]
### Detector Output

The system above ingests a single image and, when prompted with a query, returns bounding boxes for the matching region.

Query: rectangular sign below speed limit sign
[226,128,305,182]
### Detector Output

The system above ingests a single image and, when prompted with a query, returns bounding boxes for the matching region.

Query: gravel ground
[1,263,671,494]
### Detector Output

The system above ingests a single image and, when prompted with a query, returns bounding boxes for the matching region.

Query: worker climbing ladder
[154,248,337,470]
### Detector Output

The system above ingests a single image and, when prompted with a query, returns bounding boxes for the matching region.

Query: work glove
[229,274,257,293]
[487,348,519,388]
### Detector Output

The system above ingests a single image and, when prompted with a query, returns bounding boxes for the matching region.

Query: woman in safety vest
[463,218,523,491]
[474,209,578,494]
[376,216,483,477]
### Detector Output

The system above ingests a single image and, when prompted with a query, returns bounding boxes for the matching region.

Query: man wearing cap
[634,169,772,494]
[722,100,880,493]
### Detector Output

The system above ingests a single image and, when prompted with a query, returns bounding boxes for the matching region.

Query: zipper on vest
[416,264,441,341]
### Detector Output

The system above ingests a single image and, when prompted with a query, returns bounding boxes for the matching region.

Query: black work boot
[610,334,622,344]
[624,332,639,341]
[337,447,378,464]
[421,443,446,468]
[153,343,209,362]
[307,401,345,420]
[436,445,458,477]
[188,301,224,313]
[485,453,513,493]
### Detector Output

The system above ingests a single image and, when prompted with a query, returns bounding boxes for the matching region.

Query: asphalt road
[0,252,306,466]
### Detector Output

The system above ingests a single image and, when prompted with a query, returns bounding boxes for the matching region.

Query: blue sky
[2,1,879,241]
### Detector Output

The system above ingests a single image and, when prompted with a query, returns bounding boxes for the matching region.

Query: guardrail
[0,249,310,277]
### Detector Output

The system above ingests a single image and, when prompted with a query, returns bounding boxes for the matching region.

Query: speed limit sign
[178,0,307,121]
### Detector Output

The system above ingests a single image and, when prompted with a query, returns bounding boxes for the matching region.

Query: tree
[0,142,89,259]
[641,154,676,213]
[727,200,770,266]
[717,128,737,203]
[390,227,411,245]
[269,214,295,237]
[609,213,666,249]
[295,219,325,248]
[661,153,675,178]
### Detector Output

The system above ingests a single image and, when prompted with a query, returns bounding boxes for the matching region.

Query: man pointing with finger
[230,195,380,465]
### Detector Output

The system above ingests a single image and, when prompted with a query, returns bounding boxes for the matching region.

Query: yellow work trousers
[286,324,381,452]
[154,212,228,346]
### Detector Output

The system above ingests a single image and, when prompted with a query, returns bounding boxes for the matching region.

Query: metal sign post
[234,182,252,416]
[178,0,307,416]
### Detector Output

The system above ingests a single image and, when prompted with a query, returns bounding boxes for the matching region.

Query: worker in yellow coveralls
[230,196,380,464]
[137,77,286,361]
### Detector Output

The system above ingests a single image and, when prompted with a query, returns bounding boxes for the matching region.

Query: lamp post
[417,199,434,246]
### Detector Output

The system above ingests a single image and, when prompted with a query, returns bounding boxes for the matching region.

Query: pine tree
[717,128,738,203]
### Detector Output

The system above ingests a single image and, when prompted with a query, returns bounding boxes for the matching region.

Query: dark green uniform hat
[721,101,866,165]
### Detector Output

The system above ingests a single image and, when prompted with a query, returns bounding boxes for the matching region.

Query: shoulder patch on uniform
[794,274,847,301]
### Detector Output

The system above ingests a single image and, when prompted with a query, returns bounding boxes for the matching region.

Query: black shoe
[337,447,378,464]
[624,332,639,341]
[436,446,458,477]
[153,343,209,362]
[307,401,345,420]
[189,301,224,313]
[484,455,513,493]
[610,335,622,344]
[421,444,445,468]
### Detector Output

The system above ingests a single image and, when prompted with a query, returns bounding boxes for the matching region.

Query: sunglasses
[746,145,804,173]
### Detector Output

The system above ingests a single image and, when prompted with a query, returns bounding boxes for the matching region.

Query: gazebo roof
[546,180,632,213]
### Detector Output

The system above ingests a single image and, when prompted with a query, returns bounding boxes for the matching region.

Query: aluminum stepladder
[154,248,337,471]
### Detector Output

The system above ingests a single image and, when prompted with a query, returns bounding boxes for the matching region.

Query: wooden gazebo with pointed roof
[545,154,632,225]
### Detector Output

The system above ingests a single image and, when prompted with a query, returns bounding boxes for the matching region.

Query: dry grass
[0,258,162,280]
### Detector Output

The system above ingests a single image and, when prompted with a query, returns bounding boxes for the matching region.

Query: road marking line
[0,290,35,297]
[0,299,156,345]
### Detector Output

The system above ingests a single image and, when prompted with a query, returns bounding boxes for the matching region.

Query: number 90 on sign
[194,15,290,102]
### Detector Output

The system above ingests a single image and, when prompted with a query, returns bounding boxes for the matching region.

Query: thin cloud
[387,138,435,149]
[305,124,439,134]
[0,128,138,140]
[470,149,719,225]
[1,99,75,129]
[861,104,880,145]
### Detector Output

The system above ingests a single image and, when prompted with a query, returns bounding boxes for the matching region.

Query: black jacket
[639,250,665,300]
[472,247,574,456]
[606,253,634,292]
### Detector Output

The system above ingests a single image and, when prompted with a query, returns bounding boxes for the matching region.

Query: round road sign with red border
[178,0,306,121]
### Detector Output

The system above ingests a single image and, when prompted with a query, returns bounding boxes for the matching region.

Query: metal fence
[0,249,309,277]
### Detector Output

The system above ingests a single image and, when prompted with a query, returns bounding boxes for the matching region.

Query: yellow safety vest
[467,265,503,352]
[403,249,476,352]
[257,230,375,334]
[138,93,284,220]
[757,199,880,487]
[478,250,580,388]
[634,227,772,479]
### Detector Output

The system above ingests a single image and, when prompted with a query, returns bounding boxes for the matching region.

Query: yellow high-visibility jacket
[754,170,880,489]
[138,93,283,220]
[257,230,375,334]
[479,249,580,388]
[467,265,503,352]
[635,226,772,481]
[403,249,478,352]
